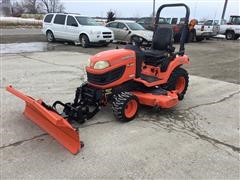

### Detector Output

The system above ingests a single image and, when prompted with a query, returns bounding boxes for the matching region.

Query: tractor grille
[87,66,126,85]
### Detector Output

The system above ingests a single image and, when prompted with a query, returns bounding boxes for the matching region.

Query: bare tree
[22,0,42,13]
[41,0,65,13]
[0,0,12,16]
[106,10,115,23]
[11,1,25,17]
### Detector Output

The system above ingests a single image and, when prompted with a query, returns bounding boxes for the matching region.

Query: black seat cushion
[144,50,169,59]
[144,27,174,69]
[152,27,173,51]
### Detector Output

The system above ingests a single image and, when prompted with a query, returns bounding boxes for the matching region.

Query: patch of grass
[0,21,42,28]
[21,14,44,20]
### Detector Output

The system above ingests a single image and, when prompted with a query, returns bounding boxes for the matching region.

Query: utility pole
[221,0,228,20]
[152,0,155,24]
[152,0,155,17]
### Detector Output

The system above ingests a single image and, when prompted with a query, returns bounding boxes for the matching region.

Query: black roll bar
[154,3,190,55]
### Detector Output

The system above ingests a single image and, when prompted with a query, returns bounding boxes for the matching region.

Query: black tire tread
[226,31,235,40]
[80,34,90,48]
[112,92,139,122]
[46,30,55,42]
[162,68,189,100]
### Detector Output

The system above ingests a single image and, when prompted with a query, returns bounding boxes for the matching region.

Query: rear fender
[161,55,189,83]
[137,55,189,87]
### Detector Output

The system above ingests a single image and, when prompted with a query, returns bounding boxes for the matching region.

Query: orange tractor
[7,3,190,154]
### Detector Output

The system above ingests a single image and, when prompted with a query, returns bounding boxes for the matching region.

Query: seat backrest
[151,27,173,51]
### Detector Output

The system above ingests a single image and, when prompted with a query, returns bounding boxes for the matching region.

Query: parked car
[136,17,184,42]
[42,13,114,47]
[106,20,153,46]
[219,15,240,40]
[189,19,220,42]
[136,17,168,30]
[203,20,220,34]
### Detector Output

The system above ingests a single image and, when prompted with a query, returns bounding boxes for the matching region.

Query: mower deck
[132,90,179,108]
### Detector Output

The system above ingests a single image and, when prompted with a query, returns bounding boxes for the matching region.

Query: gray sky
[61,0,239,20]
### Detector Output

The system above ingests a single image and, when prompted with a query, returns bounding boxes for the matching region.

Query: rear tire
[226,31,235,40]
[188,29,196,42]
[112,92,139,122]
[162,68,189,100]
[80,34,90,48]
[46,30,55,42]
[174,34,181,43]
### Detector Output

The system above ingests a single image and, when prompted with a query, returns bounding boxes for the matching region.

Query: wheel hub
[47,33,53,41]
[175,77,186,94]
[124,99,138,118]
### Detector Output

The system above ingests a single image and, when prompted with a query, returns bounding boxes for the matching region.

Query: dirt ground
[1,29,240,179]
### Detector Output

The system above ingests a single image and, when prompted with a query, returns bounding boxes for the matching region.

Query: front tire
[162,68,189,100]
[234,34,240,40]
[130,36,141,46]
[112,92,139,122]
[80,34,90,48]
[46,31,55,42]
[196,36,203,42]
[103,42,110,47]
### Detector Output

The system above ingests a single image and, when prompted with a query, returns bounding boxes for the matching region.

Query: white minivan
[42,13,114,47]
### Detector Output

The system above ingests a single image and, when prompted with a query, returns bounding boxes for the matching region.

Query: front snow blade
[6,86,81,154]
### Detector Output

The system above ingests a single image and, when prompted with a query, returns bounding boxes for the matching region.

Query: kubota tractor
[7,3,190,154]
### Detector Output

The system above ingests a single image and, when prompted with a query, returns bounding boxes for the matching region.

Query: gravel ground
[1,28,239,84]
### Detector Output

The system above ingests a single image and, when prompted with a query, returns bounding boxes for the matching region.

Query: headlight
[94,61,110,69]
[96,31,101,35]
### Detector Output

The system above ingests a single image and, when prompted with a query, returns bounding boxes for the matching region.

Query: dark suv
[136,17,168,31]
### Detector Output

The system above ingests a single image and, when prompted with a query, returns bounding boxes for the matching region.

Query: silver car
[106,20,153,45]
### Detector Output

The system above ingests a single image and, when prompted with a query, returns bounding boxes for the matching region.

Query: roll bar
[154,3,190,55]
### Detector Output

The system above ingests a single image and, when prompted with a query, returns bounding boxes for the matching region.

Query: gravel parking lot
[1,28,239,84]
[1,29,240,179]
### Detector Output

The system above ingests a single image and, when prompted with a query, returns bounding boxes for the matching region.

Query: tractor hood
[86,48,136,89]
[89,49,135,67]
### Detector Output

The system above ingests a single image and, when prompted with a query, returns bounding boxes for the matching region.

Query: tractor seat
[144,50,169,61]
[144,27,175,68]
